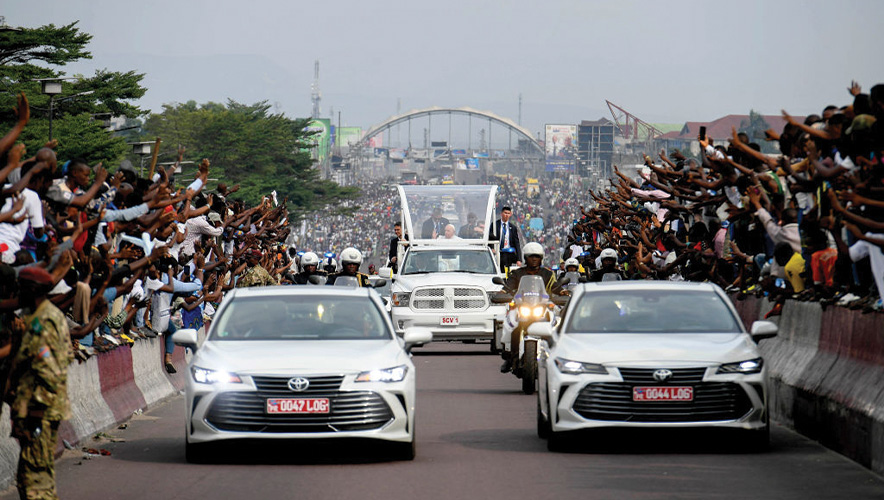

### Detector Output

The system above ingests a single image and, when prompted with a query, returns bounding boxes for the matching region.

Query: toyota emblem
[652,369,673,382]
[287,377,310,392]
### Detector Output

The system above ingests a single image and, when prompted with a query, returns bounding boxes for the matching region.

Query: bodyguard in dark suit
[388,222,408,272]
[490,206,522,272]
[421,207,450,239]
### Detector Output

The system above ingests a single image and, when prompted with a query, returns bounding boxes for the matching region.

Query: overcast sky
[7,0,884,136]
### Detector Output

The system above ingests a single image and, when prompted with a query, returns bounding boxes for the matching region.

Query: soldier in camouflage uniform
[236,249,277,288]
[6,266,72,500]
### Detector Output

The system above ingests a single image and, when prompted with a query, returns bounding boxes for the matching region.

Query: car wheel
[537,394,551,439]
[744,423,770,452]
[521,340,537,395]
[185,433,212,464]
[390,437,416,461]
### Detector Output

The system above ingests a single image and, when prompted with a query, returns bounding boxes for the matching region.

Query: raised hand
[848,80,861,97]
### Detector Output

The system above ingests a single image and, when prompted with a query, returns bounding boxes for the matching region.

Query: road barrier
[0,338,188,491]
[733,295,884,475]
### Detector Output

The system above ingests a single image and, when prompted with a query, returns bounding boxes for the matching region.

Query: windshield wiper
[444,270,482,274]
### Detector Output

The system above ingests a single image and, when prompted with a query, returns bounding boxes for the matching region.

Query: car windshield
[401,249,496,274]
[210,296,392,341]
[565,289,742,334]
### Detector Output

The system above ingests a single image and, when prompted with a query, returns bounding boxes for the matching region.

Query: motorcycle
[492,275,568,394]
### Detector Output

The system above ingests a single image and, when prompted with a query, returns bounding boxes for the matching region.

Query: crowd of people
[556,81,884,315]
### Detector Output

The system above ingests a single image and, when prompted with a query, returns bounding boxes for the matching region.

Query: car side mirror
[378,266,394,279]
[750,320,778,342]
[491,276,505,286]
[372,279,387,288]
[402,327,433,353]
[490,292,513,304]
[172,328,199,350]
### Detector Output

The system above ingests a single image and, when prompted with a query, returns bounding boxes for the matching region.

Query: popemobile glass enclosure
[395,184,499,255]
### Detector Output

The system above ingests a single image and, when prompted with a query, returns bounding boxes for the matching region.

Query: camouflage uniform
[6,300,72,500]
[236,264,277,288]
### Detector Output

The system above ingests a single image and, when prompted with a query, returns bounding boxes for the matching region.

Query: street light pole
[48,94,55,141]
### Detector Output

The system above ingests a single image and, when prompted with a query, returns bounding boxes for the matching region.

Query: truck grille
[204,375,393,433]
[572,382,752,423]
[411,287,487,311]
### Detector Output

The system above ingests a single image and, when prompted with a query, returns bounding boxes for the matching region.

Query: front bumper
[391,305,507,341]
[545,365,768,432]
[185,373,415,444]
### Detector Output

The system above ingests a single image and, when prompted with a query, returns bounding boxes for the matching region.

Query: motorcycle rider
[293,251,327,284]
[322,253,338,275]
[557,257,582,280]
[327,247,371,287]
[589,247,627,282]
[500,242,566,373]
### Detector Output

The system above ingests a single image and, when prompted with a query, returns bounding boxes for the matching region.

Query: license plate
[440,316,459,326]
[633,386,693,402]
[266,398,330,414]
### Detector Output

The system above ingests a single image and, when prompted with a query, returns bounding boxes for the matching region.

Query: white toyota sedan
[172,286,432,462]
[531,281,777,451]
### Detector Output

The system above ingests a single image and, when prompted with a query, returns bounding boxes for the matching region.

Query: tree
[0,22,146,165]
[739,110,778,154]
[143,100,360,215]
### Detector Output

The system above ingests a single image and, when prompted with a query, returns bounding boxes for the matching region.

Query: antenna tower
[311,60,321,119]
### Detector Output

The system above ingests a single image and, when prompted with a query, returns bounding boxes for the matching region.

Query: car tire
[521,340,537,395]
[744,423,770,453]
[537,395,551,439]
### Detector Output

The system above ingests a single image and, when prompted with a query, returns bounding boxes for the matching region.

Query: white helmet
[523,242,544,258]
[340,247,363,266]
[300,252,319,267]
[564,258,580,269]
[600,248,618,260]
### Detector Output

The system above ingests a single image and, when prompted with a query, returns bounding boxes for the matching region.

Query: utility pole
[518,93,522,126]
[311,60,321,119]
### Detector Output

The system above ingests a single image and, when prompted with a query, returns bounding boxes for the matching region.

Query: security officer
[589,248,626,282]
[236,249,276,287]
[327,247,370,287]
[6,266,72,500]
[293,252,327,284]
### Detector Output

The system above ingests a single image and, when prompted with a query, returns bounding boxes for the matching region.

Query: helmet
[522,242,544,258]
[600,248,618,260]
[340,247,363,266]
[323,257,337,272]
[564,258,580,269]
[300,252,319,267]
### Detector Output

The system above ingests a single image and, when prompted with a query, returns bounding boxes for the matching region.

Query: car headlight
[717,358,763,374]
[355,365,408,383]
[554,357,607,375]
[392,292,411,306]
[191,366,242,384]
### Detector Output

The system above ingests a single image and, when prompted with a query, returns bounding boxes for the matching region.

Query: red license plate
[440,316,459,325]
[633,386,693,402]
[266,398,330,414]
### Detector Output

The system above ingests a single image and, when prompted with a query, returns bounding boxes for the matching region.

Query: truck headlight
[355,365,408,383]
[554,357,607,375]
[191,366,242,384]
[717,358,763,374]
[392,292,411,307]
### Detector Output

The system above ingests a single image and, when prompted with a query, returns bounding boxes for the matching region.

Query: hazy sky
[7,0,884,136]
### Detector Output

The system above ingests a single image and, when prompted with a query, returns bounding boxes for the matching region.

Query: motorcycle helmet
[522,242,544,258]
[340,247,363,266]
[564,257,580,270]
[300,252,319,268]
[600,248,618,261]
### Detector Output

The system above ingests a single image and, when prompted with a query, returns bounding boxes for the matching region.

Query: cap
[208,211,222,223]
[18,266,55,285]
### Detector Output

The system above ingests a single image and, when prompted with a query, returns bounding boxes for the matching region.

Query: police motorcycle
[492,275,568,394]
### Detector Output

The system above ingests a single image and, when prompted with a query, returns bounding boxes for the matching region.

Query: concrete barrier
[0,336,191,491]
[734,294,884,475]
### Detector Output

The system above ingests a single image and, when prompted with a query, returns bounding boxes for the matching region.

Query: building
[658,114,799,156]
[578,118,615,179]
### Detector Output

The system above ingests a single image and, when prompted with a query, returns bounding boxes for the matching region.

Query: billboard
[336,126,363,148]
[389,149,407,159]
[305,118,331,162]
[545,124,577,172]
[465,158,480,170]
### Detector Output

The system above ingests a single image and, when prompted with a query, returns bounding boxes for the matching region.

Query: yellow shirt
[784,253,806,293]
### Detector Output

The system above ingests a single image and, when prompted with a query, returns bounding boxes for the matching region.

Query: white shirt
[0,187,44,262]
[181,215,223,256]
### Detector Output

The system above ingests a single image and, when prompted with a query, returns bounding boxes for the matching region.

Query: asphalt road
[4,342,884,500]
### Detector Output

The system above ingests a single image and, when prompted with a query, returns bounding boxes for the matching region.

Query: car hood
[393,273,500,291]
[194,339,407,374]
[554,332,759,366]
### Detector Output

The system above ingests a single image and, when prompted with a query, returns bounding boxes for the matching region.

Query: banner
[545,124,577,172]
[389,149,407,159]
[336,126,362,147]
[451,149,467,156]
[304,119,331,161]
[473,151,489,158]
[465,158,480,170]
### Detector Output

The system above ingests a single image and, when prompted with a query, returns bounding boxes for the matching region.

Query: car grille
[205,375,394,433]
[618,367,708,384]
[411,287,487,311]
[573,382,752,423]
